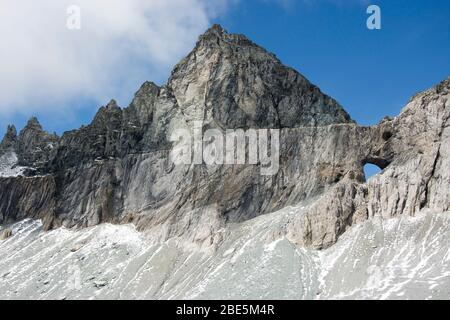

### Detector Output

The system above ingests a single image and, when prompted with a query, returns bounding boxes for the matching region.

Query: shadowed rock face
[0,25,449,249]
[0,125,17,151]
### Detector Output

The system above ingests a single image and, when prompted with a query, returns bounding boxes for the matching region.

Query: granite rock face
[0,25,449,250]
[168,24,352,129]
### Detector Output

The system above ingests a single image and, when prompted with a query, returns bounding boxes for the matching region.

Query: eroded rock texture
[0,25,449,249]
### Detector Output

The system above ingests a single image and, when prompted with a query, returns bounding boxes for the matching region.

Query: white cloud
[0,0,228,116]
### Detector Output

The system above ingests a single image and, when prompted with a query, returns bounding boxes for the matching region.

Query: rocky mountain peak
[197,24,257,49]
[11,117,58,168]
[137,81,160,94]
[199,23,226,41]
[203,23,225,35]
[0,125,17,151]
[18,117,57,141]
[125,81,160,125]
[106,99,120,110]
[168,25,352,129]
[5,124,17,136]
[92,99,122,126]
[434,76,450,94]
[24,116,43,131]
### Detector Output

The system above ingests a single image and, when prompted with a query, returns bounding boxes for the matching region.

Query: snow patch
[0,151,29,177]
[1,209,449,299]
[264,238,283,252]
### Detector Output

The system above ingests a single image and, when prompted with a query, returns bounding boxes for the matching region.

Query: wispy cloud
[0,0,229,117]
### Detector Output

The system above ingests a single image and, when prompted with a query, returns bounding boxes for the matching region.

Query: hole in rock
[382,131,393,141]
[363,163,382,180]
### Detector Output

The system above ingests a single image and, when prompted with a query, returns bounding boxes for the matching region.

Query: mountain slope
[1,208,449,299]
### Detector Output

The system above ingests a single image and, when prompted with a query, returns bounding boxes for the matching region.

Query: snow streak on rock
[0,152,27,177]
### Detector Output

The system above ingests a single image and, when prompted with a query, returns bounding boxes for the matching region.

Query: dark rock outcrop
[16,117,58,169]
[0,125,17,152]
[0,176,55,228]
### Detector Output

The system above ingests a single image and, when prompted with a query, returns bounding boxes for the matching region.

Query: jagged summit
[1,24,353,153]
[196,24,265,51]
[0,125,17,150]
[25,116,42,129]
[422,76,450,98]
[1,24,357,170]
[106,99,120,109]
[198,23,227,42]
[202,23,226,35]
[169,24,353,129]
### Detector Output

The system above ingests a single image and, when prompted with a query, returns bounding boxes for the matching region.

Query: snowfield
[0,151,28,177]
[0,206,449,300]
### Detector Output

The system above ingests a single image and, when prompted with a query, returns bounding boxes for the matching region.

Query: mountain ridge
[0,25,449,251]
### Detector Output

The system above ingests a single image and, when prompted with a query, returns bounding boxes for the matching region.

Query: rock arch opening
[363,163,383,180]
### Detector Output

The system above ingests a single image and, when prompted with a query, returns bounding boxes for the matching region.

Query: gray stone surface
[0,25,449,253]
[0,228,12,240]
[0,209,449,299]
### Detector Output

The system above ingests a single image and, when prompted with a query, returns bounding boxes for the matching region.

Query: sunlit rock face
[0,25,449,300]
[168,24,353,129]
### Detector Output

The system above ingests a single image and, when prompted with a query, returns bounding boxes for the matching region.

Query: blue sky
[1,0,449,141]
[217,0,450,125]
